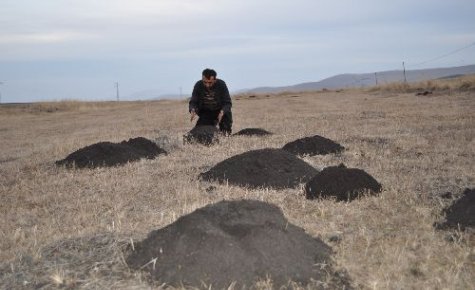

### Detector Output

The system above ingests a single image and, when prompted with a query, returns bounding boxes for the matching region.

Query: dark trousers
[196,109,233,135]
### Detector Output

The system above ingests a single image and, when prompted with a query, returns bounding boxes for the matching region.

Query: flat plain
[1,78,474,289]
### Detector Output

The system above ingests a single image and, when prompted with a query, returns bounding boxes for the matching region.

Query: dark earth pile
[233,128,273,136]
[282,135,345,156]
[183,125,219,146]
[200,148,318,189]
[305,164,382,201]
[436,188,475,230]
[55,137,166,168]
[126,200,350,289]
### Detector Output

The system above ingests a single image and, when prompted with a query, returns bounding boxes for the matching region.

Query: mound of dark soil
[282,135,345,156]
[233,128,273,136]
[437,188,475,230]
[200,148,318,189]
[126,200,350,288]
[305,164,382,201]
[56,137,166,168]
[183,125,219,146]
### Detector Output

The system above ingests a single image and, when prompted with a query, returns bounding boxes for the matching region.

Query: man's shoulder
[216,79,228,87]
[193,80,205,93]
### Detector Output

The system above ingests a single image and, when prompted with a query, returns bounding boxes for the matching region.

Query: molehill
[126,200,351,288]
[233,128,273,136]
[200,148,318,189]
[55,137,166,168]
[183,125,219,146]
[436,188,475,230]
[305,164,382,201]
[283,135,345,156]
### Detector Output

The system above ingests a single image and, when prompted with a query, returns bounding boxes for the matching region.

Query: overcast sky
[1,0,474,102]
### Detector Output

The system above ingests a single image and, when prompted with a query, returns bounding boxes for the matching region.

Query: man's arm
[219,80,232,113]
[189,81,200,113]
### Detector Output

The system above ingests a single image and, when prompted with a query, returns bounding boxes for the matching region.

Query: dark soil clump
[416,90,433,96]
[126,200,350,288]
[183,125,219,146]
[283,135,345,156]
[437,188,475,230]
[200,148,318,189]
[56,137,166,168]
[233,128,273,136]
[305,164,382,201]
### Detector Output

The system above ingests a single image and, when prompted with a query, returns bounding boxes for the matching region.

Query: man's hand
[190,109,196,122]
[217,110,224,123]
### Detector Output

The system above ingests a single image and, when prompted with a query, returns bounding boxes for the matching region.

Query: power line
[409,41,475,67]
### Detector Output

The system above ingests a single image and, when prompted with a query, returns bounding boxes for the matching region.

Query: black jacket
[189,79,232,113]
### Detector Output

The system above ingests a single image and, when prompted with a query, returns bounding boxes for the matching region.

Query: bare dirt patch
[305,164,382,201]
[126,200,351,289]
[200,148,318,189]
[55,137,166,168]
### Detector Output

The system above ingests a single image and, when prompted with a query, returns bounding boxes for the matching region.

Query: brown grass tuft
[368,74,475,94]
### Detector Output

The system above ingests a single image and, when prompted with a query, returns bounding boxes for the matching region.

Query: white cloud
[0,31,97,44]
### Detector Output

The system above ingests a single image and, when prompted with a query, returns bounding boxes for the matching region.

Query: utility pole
[374,73,378,86]
[402,61,407,83]
[115,82,119,101]
[0,82,3,104]
[179,86,182,99]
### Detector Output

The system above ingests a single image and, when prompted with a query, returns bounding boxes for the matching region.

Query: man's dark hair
[202,68,217,79]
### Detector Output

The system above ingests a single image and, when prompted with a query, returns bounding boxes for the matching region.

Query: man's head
[202,68,217,89]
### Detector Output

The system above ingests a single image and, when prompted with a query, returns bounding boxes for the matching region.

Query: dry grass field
[1,77,474,289]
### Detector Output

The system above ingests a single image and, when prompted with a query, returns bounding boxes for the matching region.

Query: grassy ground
[0,78,474,289]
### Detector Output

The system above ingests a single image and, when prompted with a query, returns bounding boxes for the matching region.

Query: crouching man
[189,68,233,135]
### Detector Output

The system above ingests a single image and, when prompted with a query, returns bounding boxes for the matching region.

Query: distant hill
[242,64,475,94]
[129,64,475,100]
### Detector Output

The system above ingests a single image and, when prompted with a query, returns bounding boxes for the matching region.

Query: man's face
[202,76,216,89]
